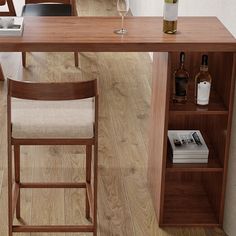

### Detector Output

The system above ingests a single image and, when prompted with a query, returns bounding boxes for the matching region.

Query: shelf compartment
[166,157,223,172]
[168,115,228,169]
[169,88,228,115]
[169,52,234,116]
[166,133,223,172]
[163,173,221,226]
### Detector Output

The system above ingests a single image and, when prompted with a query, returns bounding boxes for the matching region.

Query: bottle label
[197,81,211,105]
[175,77,187,97]
[164,2,178,21]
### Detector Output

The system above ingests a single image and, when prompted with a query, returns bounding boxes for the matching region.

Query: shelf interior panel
[166,157,223,172]
[169,88,228,115]
[169,52,234,115]
[166,131,223,172]
[168,115,228,169]
[163,180,218,225]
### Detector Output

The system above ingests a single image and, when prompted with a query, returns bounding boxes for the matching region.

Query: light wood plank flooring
[0,0,228,235]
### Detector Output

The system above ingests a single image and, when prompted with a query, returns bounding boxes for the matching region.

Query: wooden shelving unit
[148,32,236,226]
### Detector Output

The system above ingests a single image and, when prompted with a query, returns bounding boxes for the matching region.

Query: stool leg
[0,63,5,81]
[74,52,80,68]
[86,145,92,220]
[8,145,13,236]
[93,142,98,236]
[14,145,20,219]
[22,52,26,68]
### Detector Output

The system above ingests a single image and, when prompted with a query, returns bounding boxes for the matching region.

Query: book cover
[168,130,209,156]
[171,158,208,164]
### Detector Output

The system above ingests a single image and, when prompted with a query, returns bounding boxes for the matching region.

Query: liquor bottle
[195,55,212,105]
[163,0,179,34]
[173,52,189,103]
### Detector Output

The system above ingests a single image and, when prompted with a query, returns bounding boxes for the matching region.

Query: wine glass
[114,0,129,35]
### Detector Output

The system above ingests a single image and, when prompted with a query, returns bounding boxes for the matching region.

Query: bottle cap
[180,52,185,63]
[165,0,178,3]
[201,55,208,66]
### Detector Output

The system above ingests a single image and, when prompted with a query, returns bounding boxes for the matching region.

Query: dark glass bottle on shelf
[173,52,189,103]
[195,55,212,106]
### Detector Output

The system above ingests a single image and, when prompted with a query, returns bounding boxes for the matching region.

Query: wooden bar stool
[0,0,16,81]
[2,0,79,67]
[20,0,79,68]
[7,79,98,235]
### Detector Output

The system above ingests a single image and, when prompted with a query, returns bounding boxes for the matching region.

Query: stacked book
[168,130,209,164]
[0,17,24,36]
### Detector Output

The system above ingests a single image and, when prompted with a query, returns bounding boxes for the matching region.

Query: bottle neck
[200,65,208,72]
[200,55,209,72]
[179,52,185,69]
[179,62,184,70]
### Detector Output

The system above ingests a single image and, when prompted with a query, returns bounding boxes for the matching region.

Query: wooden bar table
[0,17,235,52]
[0,16,236,228]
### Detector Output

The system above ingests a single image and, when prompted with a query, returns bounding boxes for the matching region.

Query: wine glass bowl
[114,0,129,35]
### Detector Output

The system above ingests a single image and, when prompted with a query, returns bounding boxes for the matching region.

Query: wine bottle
[195,55,212,105]
[173,52,189,103]
[163,0,178,34]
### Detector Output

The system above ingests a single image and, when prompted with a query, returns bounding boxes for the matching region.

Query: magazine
[168,130,209,162]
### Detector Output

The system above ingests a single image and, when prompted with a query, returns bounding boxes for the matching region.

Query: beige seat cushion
[12,98,95,139]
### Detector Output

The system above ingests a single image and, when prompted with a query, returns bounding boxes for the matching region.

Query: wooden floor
[0,0,228,235]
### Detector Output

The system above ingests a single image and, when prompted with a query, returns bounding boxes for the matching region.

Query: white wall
[130,0,220,17]
[130,0,235,37]
[130,1,236,236]
[130,0,161,16]
[218,0,236,37]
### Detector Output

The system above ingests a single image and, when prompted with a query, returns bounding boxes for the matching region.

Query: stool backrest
[25,0,72,5]
[8,79,98,100]
[0,0,6,6]
[24,0,77,18]
[7,79,99,142]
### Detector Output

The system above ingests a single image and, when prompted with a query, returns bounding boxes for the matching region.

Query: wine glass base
[114,28,128,35]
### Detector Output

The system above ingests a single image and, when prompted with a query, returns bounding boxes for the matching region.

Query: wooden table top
[0,16,235,52]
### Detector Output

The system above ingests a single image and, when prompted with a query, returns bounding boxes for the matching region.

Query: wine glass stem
[121,15,124,30]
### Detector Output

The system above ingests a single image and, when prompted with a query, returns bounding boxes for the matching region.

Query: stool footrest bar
[12,225,94,232]
[20,182,86,188]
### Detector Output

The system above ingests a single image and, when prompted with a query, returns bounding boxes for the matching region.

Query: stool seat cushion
[22,3,72,16]
[12,98,94,139]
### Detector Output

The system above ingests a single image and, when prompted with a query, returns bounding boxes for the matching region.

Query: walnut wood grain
[163,175,220,226]
[26,0,71,3]
[0,0,6,6]
[147,52,171,225]
[8,79,98,100]
[12,225,94,232]
[0,1,230,235]
[7,79,99,235]
[0,64,4,81]
[0,17,235,52]
[19,0,79,68]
